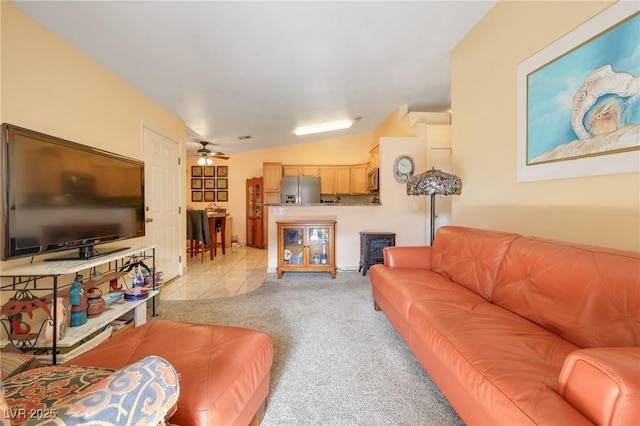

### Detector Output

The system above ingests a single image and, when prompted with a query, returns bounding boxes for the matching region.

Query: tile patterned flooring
[160,246,268,301]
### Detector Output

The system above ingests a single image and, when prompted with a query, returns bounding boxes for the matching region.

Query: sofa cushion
[371,266,484,322]
[371,266,485,344]
[3,365,114,425]
[493,236,640,348]
[430,226,519,300]
[0,352,35,381]
[408,299,590,425]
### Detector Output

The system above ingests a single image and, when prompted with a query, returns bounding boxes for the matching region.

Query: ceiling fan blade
[195,140,228,158]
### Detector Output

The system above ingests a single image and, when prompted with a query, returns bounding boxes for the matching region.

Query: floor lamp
[406,168,462,245]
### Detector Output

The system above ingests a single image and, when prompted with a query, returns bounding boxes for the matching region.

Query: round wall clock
[394,155,415,183]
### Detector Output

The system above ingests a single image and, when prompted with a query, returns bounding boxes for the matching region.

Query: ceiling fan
[196,141,229,165]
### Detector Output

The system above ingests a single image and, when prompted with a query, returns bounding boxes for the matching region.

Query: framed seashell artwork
[517,2,639,182]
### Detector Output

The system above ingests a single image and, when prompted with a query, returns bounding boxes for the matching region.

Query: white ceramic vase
[44,297,69,343]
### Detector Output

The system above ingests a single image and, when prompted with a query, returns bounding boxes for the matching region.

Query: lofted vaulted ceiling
[12,1,496,155]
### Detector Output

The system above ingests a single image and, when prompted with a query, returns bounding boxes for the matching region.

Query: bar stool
[207,215,227,259]
[186,210,210,262]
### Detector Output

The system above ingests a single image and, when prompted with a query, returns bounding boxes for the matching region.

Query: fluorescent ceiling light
[294,120,353,136]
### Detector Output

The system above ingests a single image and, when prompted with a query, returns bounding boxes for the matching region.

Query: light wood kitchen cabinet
[263,162,282,192]
[276,220,336,278]
[319,167,336,194]
[335,167,351,194]
[283,166,301,176]
[368,144,380,172]
[281,162,371,195]
[283,165,320,176]
[350,163,368,194]
[319,166,365,195]
[301,166,320,176]
[263,162,282,204]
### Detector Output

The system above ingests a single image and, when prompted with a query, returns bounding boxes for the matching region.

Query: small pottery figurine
[86,287,105,318]
[44,297,69,342]
[70,275,88,327]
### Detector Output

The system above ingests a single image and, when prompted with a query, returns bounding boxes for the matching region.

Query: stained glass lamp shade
[406,169,462,245]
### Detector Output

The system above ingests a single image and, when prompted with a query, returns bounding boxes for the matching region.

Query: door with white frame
[143,126,181,281]
[429,147,453,238]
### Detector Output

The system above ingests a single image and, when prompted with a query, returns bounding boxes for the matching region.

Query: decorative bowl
[124,287,149,301]
[105,291,124,306]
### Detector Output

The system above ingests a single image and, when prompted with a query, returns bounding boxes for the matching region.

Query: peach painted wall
[374,107,416,140]
[451,0,639,251]
[0,3,186,272]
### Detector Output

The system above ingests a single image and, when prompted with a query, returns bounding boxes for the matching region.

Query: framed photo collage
[191,165,228,202]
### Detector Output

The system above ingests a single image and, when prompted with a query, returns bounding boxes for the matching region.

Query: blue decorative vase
[69,275,88,327]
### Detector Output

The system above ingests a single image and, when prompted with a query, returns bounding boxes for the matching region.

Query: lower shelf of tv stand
[42,290,158,348]
[1,290,158,362]
[33,291,157,365]
[35,327,114,365]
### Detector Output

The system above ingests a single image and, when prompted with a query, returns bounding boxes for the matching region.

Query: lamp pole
[430,194,436,245]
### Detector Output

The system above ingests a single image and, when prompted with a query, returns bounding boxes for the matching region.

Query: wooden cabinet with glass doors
[246,177,264,248]
[276,220,336,278]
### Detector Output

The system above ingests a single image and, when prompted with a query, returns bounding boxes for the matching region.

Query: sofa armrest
[30,355,180,426]
[382,246,433,270]
[558,347,640,426]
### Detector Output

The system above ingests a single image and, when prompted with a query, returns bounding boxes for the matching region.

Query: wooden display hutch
[246,177,265,248]
[276,220,336,279]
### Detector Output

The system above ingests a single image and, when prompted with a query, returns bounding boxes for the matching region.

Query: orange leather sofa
[370,226,640,426]
[68,320,273,426]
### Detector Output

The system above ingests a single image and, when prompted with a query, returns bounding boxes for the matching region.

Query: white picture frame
[516,2,640,182]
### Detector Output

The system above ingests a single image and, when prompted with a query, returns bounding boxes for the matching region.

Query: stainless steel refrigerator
[281,176,321,204]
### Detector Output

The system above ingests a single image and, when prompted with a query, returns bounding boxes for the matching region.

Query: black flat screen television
[1,123,145,261]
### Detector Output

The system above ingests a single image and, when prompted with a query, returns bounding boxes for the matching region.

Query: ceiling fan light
[206,158,213,165]
[294,120,353,136]
[197,156,206,165]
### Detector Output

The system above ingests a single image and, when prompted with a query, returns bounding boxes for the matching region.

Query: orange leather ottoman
[67,320,274,426]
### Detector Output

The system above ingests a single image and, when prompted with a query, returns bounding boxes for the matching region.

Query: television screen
[1,123,145,260]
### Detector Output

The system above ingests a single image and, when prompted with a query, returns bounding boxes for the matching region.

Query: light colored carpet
[156,271,464,426]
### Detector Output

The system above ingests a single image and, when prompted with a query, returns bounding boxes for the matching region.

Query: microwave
[368,168,379,192]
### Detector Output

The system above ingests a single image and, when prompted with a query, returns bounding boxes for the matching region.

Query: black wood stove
[359,232,396,276]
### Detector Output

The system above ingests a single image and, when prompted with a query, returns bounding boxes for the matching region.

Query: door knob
[145,217,154,223]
